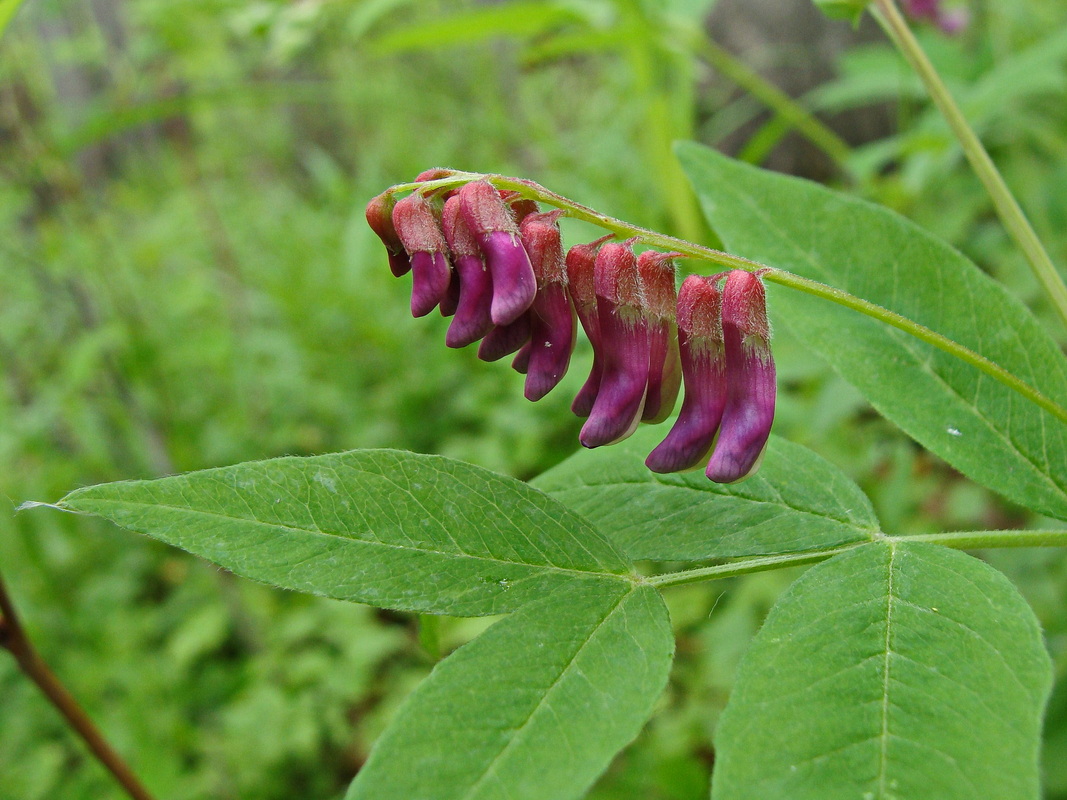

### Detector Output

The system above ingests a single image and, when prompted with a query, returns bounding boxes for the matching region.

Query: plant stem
[646,545,864,589]
[872,0,1067,331]
[646,529,1067,589]
[0,571,158,800]
[889,529,1067,549]
[680,27,852,167]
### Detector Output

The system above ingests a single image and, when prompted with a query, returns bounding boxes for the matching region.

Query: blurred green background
[2,0,1067,797]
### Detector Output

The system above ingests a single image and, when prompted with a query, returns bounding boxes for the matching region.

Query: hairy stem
[890,529,1067,549]
[872,0,1067,330]
[647,529,1067,589]
[0,571,158,800]
[646,545,864,588]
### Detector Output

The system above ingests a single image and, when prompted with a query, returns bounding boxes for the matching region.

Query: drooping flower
[902,0,970,34]
[390,193,452,318]
[459,181,537,326]
[645,275,728,473]
[705,270,776,484]
[637,251,682,424]
[566,234,614,417]
[441,195,494,348]
[365,192,411,278]
[518,210,576,401]
[478,312,532,362]
[580,239,649,448]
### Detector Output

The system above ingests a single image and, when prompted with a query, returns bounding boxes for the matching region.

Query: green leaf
[678,142,1067,521]
[0,0,27,39]
[712,541,1053,800]
[533,428,878,561]
[347,580,673,800]
[811,0,867,25]
[369,2,583,53]
[56,449,632,616]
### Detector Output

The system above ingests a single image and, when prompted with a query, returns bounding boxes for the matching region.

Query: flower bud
[705,270,775,484]
[520,210,576,401]
[566,234,614,417]
[459,181,537,326]
[441,196,493,347]
[637,251,682,423]
[365,192,411,278]
[579,239,649,448]
[645,275,727,473]
[391,193,452,318]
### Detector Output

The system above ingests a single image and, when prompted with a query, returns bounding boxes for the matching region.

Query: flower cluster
[366,172,776,483]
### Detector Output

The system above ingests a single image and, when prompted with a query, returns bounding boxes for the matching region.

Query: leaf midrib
[458,586,633,800]
[61,497,632,582]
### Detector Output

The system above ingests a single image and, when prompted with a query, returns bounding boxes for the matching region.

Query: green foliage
[57,450,631,616]
[534,427,879,560]
[678,141,1067,521]
[712,542,1052,800]
[348,582,672,800]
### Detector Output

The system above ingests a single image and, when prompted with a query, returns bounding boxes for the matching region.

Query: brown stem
[0,570,158,800]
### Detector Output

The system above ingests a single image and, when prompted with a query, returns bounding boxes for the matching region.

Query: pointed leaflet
[533,427,878,561]
[347,581,673,800]
[712,541,1052,800]
[678,142,1067,521]
[55,450,632,617]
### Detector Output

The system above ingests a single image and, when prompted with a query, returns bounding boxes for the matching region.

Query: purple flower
[566,234,614,418]
[637,251,682,424]
[478,312,532,362]
[579,239,649,448]
[365,192,411,278]
[459,181,537,326]
[441,196,494,348]
[902,0,970,34]
[391,193,453,318]
[519,210,576,401]
[705,270,776,484]
[645,275,728,474]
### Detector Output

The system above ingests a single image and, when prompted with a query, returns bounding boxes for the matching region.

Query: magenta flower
[519,210,576,401]
[902,0,970,34]
[459,181,537,326]
[478,312,532,362]
[390,193,453,318]
[580,239,649,448]
[566,234,614,417]
[365,192,411,278]
[705,270,776,484]
[638,251,682,424]
[645,275,728,474]
[441,196,494,348]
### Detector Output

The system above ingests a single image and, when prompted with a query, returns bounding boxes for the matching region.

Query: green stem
[386,172,1067,427]
[680,26,852,167]
[889,529,1067,549]
[646,545,864,588]
[647,529,1067,589]
[872,0,1067,330]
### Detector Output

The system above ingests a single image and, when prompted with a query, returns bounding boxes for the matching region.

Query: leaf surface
[347,581,673,800]
[58,449,632,616]
[678,142,1067,521]
[533,428,878,560]
[712,541,1052,800]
